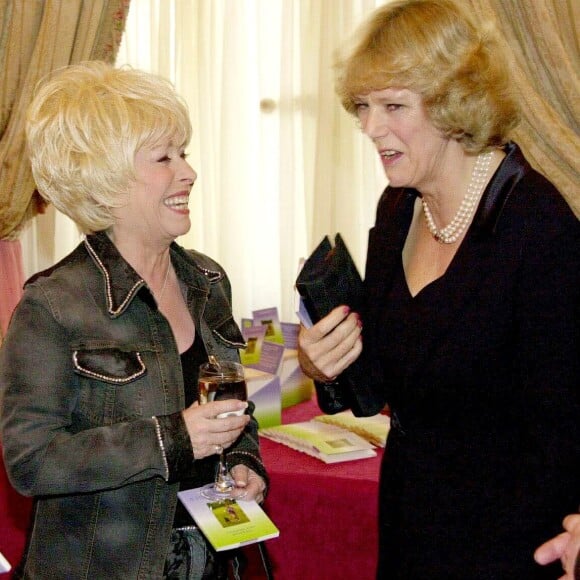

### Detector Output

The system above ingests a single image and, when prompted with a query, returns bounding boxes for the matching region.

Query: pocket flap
[212,318,246,348]
[73,348,146,384]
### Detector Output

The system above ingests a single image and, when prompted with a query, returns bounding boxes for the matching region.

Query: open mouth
[164,195,189,210]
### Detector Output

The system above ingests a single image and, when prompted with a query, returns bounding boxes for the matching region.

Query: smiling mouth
[164,195,189,210]
[380,150,399,159]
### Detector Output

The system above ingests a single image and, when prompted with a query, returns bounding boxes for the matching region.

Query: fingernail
[343,306,351,316]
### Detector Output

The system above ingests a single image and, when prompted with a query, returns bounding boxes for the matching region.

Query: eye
[385,103,402,111]
[353,102,369,118]
[180,151,189,160]
[156,155,170,163]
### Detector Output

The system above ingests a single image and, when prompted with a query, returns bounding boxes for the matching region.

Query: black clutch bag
[295,233,364,324]
[295,234,383,416]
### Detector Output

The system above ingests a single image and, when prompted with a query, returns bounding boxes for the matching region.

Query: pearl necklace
[421,150,494,244]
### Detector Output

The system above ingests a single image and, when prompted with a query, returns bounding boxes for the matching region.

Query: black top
[181,334,207,408]
[173,334,208,528]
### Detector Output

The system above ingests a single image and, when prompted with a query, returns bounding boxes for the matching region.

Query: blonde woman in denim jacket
[0,62,267,579]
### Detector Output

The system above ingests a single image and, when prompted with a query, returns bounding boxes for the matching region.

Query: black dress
[375,256,565,578]
[331,144,579,579]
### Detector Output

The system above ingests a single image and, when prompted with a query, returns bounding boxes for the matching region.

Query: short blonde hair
[335,0,520,152]
[26,61,192,233]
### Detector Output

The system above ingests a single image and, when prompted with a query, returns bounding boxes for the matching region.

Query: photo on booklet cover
[208,499,250,528]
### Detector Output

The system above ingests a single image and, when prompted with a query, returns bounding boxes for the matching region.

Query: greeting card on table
[240,325,267,366]
[280,322,300,349]
[260,421,377,464]
[178,486,279,551]
[252,307,284,345]
[246,341,284,375]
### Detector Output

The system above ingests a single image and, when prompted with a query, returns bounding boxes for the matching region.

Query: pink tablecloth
[260,397,382,580]
[0,444,31,578]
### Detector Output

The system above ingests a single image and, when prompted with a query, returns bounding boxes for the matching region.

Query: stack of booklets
[313,410,390,448]
[260,411,390,464]
[178,486,279,551]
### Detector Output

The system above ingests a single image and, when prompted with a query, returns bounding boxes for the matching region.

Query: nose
[181,158,197,185]
[361,106,388,141]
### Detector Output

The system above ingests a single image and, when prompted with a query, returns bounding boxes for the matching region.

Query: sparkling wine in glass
[198,360,247,500]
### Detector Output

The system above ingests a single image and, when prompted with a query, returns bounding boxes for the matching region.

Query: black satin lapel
[472,142,530,238]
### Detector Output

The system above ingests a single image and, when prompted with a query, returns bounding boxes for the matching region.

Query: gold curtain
[466,0,580,217]
[0,0,132,240]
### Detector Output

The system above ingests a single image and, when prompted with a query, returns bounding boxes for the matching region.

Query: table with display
[258,396,382,580]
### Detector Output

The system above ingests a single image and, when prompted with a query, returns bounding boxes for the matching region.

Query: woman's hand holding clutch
[298,305,362,383]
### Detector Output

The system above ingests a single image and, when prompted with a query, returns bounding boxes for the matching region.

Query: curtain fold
[0,0,131,339]
[0,0,131,241]
[466,0,580,216]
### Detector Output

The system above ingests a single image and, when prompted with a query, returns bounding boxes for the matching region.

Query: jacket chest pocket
[73,348,148,425]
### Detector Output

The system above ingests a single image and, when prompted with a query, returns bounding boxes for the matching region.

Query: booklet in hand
[178,486,279,551]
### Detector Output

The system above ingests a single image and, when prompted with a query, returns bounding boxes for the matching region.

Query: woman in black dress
[298,1,579,578]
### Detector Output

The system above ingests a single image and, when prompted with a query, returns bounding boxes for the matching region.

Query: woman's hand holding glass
[181,399,249,461]
[297,305,363,382]
[197,360,250,499]
[229,464,267,504]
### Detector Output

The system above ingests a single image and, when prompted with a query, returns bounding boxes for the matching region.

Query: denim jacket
[0,232,267,579]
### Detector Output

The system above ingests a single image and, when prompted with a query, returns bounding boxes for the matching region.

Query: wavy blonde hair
[26,61,192,233]
[335,0,520,153]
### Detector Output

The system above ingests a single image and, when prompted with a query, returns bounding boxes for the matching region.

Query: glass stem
[216,452,234,491]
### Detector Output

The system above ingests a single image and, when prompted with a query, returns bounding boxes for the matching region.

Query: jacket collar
[83,232,220,319]
[84,232,147,318]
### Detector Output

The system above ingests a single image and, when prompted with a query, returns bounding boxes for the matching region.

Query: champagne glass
[198,359,247,500]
